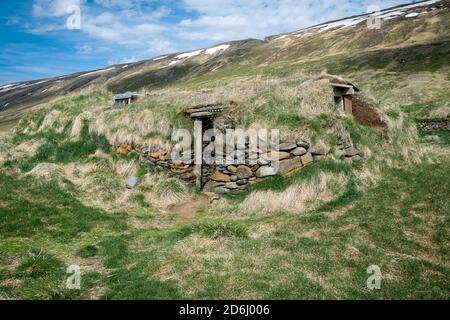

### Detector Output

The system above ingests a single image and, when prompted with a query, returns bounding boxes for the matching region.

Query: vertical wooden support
[194,119,203,190]
[344,95,353,114]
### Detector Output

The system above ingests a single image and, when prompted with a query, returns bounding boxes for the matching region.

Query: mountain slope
[0,0,449,126]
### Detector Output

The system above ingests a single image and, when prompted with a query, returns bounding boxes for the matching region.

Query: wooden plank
[344,95,353,114]
[193,119,203,189]
[185,104,232,115]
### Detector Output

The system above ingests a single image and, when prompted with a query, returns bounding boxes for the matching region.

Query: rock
[171,167,191,174]
[351,155,362,161]
[256,166,277,178]
[313,155,326,161]
[230,190,243,195]
[214,187,230,194]
[118,144,132,155]
[150,150,166,159]
[236,179,248,185]
[202,180,216,192]
[180,172,195,180]
[309,143,330,155]
[334,148,345,159]
[300,153,314,165]
[211,170,231,182]
[249,177,257,181]
[125,177,140,189]
[291,147,307,156]
[227,165,238,173]
[296,139,310,149]
[355,145,365,157]
[236,165,253,179]
[278,157,302,175]
[225,182,239,189]
[257,157,270,166]
[343,147,360,157]
[238,184,248,190]
[230,175,238,182]
[259,151,290,163]
[278,142,297,151]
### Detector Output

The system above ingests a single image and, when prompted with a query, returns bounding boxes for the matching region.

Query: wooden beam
[193,119,203,189]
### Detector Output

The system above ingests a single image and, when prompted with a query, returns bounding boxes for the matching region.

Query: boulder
[150,150,166,159]
[257,157,270,166]
[180,172,195,180]
[343,147,360,157]
[278,157,302,175]
[202,180,216,192]
[291,147,307,156]
[211,170,231,182]
[214,187,230,194]
[296,139,310,149]
[334,148,345,159]
[260,151,290,163]
[118,144,132,155]
[256,166,277,178]
[278,142,297,151]
[236,165,253,179]
[125,177,140,189]
[236,179,248,185]
[313,155,326,161]
[309,143,330,155]
[225,182,239,189]
[300,153,314,165]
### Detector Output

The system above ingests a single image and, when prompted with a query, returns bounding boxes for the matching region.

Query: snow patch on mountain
[169,60,181,66]
[405,12,420,18]
[274,35,288,40]
[291,0,441,34]
[175,50,203,60]
[205,44,230,55]
[78,67,116,78]
[153,55,168,61]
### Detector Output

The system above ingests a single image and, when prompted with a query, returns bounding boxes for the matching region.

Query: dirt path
[167,196,210,223]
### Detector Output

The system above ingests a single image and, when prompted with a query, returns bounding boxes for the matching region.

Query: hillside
[1,0,449,127]
[0,0,449,300]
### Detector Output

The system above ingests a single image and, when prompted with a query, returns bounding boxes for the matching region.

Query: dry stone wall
[119,136,364,196]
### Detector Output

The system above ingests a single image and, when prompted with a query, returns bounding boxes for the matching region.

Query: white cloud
[33,0,84,17]
[28,0,413,60]
[178,0,412,41]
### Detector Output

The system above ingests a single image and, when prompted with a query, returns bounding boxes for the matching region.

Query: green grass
[419,130,450,146]
[1,155,448,299]
[15,121,110,172]
[401,102,447,120]
[192,219,248,239]
[0,174,122,242]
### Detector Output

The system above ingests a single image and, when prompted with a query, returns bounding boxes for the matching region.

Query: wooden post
[344,95,352,114]
[194,119,203,189]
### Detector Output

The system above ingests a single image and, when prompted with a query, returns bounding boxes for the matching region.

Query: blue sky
[0,0,415,85]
